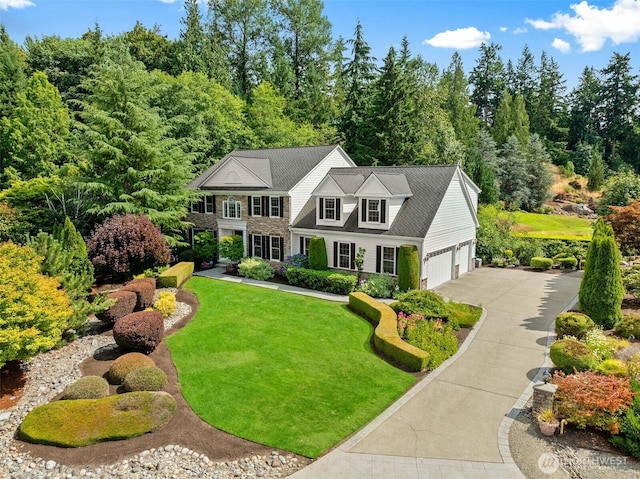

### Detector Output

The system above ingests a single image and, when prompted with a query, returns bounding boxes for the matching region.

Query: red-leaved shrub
[122,281,155,311]
[96,290,137,323]
[552,371,635,434]
[87,214,170,276]
[113,311,164,354]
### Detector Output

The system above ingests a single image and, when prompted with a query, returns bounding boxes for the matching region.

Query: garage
[426,247,454,289]
[458,241,471,275]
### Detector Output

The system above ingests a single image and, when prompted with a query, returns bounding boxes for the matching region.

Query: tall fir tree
[177,0,206,74]
[568,66,602,150]
[469,42,505,126]
[0,26,27,118]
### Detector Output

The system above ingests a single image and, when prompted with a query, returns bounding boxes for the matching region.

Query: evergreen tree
[492,91,530,147]
[339,21,376,164]
[0,26,27,118]
[598,52,639,167]
[531,51,567,143]
[0,71,71,185]
[522,134,553,211]
[74,43,198,244]
[568,66,601,150]
[514,44,537,114]
[177,0,206,74]
[468,130,499,204]
[469,42,505,126]
[578,218,623,329]
[123,21,174,74]
[587,148,606,191]
[495,135,531,209]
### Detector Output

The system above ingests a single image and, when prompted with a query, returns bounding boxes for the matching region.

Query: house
[187,144,480,289]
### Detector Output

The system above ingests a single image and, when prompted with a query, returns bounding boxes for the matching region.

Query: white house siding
[288,148,355,223]
[292,231,420,276]
[422,176,477,284]
[388,197,405,225]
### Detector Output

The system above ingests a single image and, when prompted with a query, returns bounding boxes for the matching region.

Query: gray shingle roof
[326,173,365,194]
[293,165,460,238]
[187,144,344,191]
[368,173,412,196]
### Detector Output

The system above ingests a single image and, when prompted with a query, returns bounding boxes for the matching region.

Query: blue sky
[2,0,640,89]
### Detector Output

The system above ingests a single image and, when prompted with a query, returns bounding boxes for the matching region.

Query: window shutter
[333,242,338,268]
[199,199,204,213]
[361,199,366,222]
[395,247,400,275]
[376,246,381,273]
[319,198,324,220]
[350,243,356,270]
[262,236,269,260]
[213,196,216,213]
[381,199,386,223]
[279,237,284,259]
[299,237,304,254]
[279,197,284,217]
[336,198,341,221]
[262,196,268,217]
[248,234,253,256]
[248,196,253,216]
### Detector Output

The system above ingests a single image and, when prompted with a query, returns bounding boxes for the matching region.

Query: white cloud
[500,26,508,32]
[158,0,178,3]
[513,27,528,35]
[526,0,640,52]
[0,0,34,10]
[552,38,572,53]
[423,27,490,49]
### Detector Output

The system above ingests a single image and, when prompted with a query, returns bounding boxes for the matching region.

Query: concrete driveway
[291,267,582,479]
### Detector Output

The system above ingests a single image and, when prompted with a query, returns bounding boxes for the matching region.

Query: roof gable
[312,175,347,196]
[199,156,272,189]
[355,172,412,197]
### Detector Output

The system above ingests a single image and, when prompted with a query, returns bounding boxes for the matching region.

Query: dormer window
[318,198,341,221]
[361,199,386,224]
[223,196,241,219]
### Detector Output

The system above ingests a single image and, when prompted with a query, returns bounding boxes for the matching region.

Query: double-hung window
[382,246,396,274]
[252,196,262,216]
[367,199,380,222]
[271,236,282,261]
[361,198,386,224]
[205,195,215,214]
[324,198,336,220]
[338,242,351,269]
[252,234,263,258]
[223,197,241,219]
[270,197,280,217]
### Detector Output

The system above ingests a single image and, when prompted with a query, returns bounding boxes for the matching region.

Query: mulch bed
[9,289,310,469]
[0,361,27,410]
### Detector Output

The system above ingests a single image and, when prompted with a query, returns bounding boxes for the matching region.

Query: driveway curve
[291,267,581,479]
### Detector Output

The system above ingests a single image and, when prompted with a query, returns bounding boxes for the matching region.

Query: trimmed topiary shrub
[285,267,356,294]
[555,311,595,339]
[308,237,328,271]
[113,311,164,354]
[122,280,155,311]
[615,315,640,339]
[391,290,450,321]
[530,257,553,270]
[20,391,176,447]
[96,290,137,323]
[597,359,629,377]
[157,262,194,288]
[108,352,156,384]
[153,291,176,318]
[87,214,171,276]
[61,376,110,400]
[550,339,598,373]
[398,244,419,291]
[124,366,168,392]
[557,256,578,269]
[238,257,274,280]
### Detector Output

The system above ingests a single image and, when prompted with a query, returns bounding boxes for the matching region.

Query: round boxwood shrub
[124,366,168,392]
[398,244,419,291]
[530,257,553,270]
[62,376,110,400]
[122,280,155,310]
[109,352,156,384]
[557,256,578,269]
[96,290,137,323]
[113,310,164,354]
[308,236,328,271]
[550,339,598,373]
[615,315,640,339]
[555,311,595,339]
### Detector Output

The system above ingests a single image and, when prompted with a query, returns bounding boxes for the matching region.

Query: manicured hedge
[397,244,419,291]
[308,237,328,271]
[113,311,164,354]
[157,262,194,288]
[349,292,430,371]
[530,257,554,270]
[286,267,356,295]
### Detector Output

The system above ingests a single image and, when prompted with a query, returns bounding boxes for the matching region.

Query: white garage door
[458,243,470,275]
[427,247,453,289]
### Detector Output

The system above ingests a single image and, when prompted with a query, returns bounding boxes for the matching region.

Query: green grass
[166,277,416,458]
[500,211,594,241]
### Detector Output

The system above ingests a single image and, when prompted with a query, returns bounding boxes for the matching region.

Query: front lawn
[166,277,415,458]
[502,211,594,241]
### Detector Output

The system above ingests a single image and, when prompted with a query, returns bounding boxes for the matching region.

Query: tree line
[1,0,640,244]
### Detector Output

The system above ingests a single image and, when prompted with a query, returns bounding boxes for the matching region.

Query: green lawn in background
[166,277,416,458]
[501,211,594,241]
